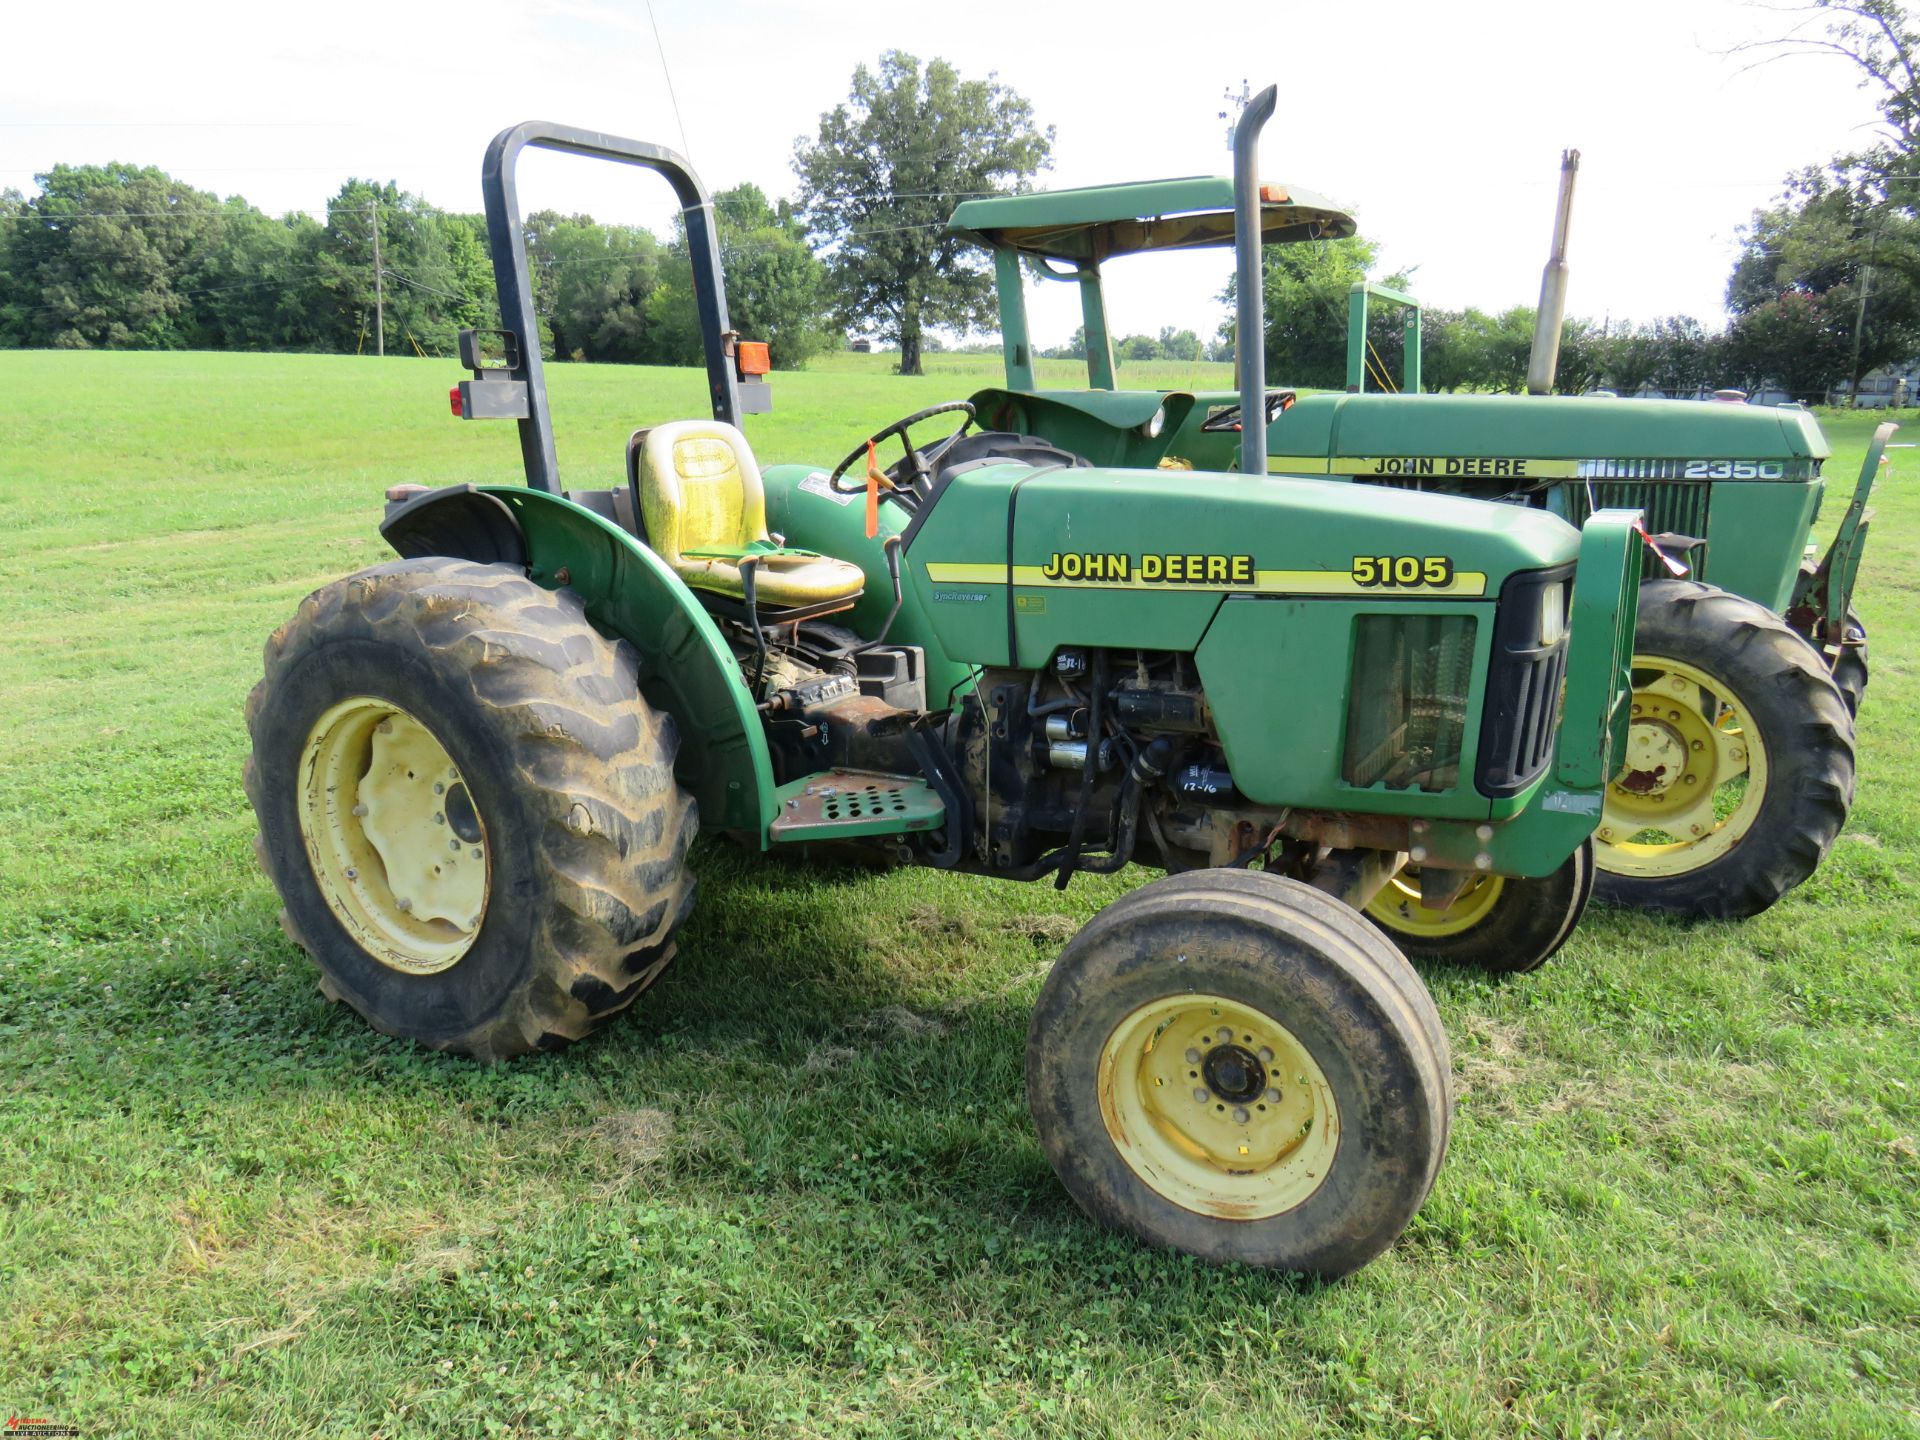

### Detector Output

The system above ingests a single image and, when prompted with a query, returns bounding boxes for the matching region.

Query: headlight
[1141,405,1166,440]
[1538,582,1566,647]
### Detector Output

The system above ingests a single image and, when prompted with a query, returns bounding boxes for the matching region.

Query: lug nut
[433,812,445,825]
[434,782,445,795]
[1192,1088,1210,1104]
[1232,1107,1250,1124]
[352,803,368,817]
[1258,1047,1274,1063]
[471,848,482,859]
[1266,1088,1282,1103]
[450,839,461,850]
[1185,1048,1201,1064]
[396,897,412,912]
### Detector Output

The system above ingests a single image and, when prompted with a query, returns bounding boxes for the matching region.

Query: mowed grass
[0,349,1915,1439]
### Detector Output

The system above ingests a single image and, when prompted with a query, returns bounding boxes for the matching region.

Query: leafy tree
[1218,233,1410,389]
[1553,316,1611,395]
[711,185,831,369]
[1647,315,1718,393]
[1116,333,1161,362]
[1415,307,1474,392]
[1600,321,1665,395]
[1468,306,1538,394]
[1042,325,1088,360]
[442,215,495,332]
[178,201,331,351]
[646,184,830,370]
[1725,290,1856,400]
[1156,326,1202,362]
[310,180,467,355]
[0,163,222,348]
[1727,190,1920,390]
[526,211,661,362]
[1735,1,1920,209]
[794,51,1053,375]
[1724,4,1920,394]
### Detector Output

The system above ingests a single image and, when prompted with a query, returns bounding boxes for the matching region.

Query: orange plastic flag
[864,438,886,538]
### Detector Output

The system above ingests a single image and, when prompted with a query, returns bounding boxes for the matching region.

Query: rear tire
[1365,841,1592,974]
[245,557,698,1060]
[1026,869,1450,1277]
[1592,580,1853,920]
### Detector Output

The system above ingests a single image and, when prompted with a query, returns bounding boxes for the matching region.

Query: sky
[0,0,1891,349]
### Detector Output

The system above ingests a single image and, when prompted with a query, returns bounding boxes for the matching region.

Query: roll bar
[476,121,743,493]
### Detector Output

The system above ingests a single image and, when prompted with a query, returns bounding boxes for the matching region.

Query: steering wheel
[1199,389,1297,433]
[828,400,976,500]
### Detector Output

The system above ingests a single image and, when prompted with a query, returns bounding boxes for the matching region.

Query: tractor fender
[379,484,776,843]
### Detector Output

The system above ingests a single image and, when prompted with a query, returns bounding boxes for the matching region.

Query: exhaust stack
[1526,148,1581,396]
[1231,83,1279,476]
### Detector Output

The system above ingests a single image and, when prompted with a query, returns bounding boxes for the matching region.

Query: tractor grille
[1342,613,1478,794]
[1563,479,1711,580]
[1476,564,1574,798]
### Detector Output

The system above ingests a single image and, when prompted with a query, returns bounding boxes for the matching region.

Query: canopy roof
[947,176,1356,263]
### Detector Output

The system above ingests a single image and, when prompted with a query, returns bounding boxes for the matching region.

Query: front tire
[1027,869,1450,1277]
[244,557,698,1060]
[1592,580,1854,920]
[1365,841,1593,974]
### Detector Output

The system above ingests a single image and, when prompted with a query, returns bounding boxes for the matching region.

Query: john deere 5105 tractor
[246,92,1641,1277]
[949,152,1877,931]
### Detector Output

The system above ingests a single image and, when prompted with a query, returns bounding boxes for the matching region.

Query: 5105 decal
[1350,555,1456,588]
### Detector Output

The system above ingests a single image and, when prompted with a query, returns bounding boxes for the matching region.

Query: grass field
[0,350,1915,1439]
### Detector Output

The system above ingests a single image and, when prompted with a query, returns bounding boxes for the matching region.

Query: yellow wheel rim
[297,697,490,975]
[1097,994,1340,1220]
[1366,868,1505,938]
[1595,655,1769,879]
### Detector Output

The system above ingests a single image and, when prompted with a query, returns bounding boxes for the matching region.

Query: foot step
[768,770,945,843]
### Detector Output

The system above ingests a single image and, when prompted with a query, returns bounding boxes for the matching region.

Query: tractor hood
[968,387,1832,485]
[901,458,1578,671]
[1264,393,1831,480]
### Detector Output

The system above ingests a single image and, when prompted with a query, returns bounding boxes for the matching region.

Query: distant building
[1828,360,1919,409]
[848,337,873,353]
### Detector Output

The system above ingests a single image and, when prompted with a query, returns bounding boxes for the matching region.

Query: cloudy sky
[1,0,1887,347]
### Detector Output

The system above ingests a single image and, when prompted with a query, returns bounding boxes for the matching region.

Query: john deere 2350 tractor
[245,91,1642,1277]
[949,150,1880,934]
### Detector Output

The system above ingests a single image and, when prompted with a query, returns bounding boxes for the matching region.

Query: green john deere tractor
[948,154,1882,930]
[245,91,1643,1277]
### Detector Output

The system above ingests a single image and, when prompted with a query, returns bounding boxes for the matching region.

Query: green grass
[1,350,1915,1439]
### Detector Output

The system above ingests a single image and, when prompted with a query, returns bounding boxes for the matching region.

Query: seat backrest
[637,419,769,566]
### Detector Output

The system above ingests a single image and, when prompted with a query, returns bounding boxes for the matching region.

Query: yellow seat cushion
[638,420,865,609]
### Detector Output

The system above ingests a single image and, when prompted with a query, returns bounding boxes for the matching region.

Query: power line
[381,267,469,303]
[646,0,693,164]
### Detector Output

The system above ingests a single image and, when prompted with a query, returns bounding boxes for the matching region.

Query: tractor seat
[637,420,865,611]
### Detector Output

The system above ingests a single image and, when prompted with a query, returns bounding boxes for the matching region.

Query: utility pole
[1847,261,1873,406]
[370,202,385,358]
[1219,79,1250,149]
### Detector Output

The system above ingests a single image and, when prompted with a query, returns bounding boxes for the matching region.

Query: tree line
[0,166,831,368]
[5,16,1917,397]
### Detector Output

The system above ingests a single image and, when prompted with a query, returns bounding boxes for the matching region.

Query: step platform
[768,769,946,843]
